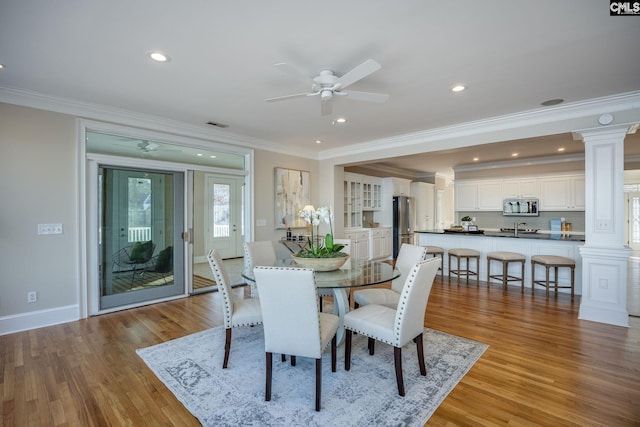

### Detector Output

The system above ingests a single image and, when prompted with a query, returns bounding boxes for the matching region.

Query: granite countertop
[415,229,585,242]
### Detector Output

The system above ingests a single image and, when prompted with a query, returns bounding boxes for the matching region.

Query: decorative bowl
[291,254,349,271]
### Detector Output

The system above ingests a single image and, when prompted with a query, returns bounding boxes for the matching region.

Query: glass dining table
[242,258,400,344]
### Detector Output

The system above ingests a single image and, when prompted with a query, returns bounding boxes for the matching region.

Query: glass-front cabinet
[362,176,382,210]
[344,172,363,228]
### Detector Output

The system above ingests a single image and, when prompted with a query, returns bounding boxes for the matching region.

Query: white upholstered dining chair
[344,257,440,396]
[254,266,339,412]
[207,249,262,369]
[243,241,277,298]
[352,243,428,309]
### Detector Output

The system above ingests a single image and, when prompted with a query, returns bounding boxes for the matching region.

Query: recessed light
[512,153,519,157]
[541,98,563,106]
[210,155,217,159]
[473,157,479,161]
[335,118,347,123]
[451,84,466,92]
[558,147,565,152]
[316,140,322,144]
[0,64,5,70]
[196,153,203,157]
[148,51,170,62]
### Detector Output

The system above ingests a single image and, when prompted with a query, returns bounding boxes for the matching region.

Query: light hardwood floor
[2,274,639,426]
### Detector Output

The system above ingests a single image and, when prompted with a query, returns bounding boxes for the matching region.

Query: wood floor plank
[1,276,639,426]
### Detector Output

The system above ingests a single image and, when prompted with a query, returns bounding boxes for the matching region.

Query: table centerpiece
[292,206,349,271]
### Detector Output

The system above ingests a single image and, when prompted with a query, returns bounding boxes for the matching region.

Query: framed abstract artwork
[274,167,310,229]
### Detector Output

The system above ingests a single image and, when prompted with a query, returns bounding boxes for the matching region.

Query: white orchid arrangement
[297,206,347,258]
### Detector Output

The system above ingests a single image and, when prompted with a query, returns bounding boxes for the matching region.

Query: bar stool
[425,246,444,275]
[531,255,575,300]
[486,251,526,291]
[448,248,480,285]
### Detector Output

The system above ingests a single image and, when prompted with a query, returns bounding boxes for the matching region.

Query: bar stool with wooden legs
[486,251,526,290]
[425,246,444,275]
[448,248,480,285]
[531,255,575,300]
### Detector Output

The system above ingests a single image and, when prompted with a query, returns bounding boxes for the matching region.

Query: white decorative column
[575,123,636,327]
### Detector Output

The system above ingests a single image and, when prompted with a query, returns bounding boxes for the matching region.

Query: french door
[205,174,245,258]
[98,166,185,310]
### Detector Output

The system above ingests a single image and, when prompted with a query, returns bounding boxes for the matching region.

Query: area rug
[137,325,487,426]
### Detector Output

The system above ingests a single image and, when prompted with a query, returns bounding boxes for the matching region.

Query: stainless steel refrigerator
[393,196,414,258]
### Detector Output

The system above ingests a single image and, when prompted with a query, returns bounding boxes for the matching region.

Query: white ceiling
[1,1,639,175]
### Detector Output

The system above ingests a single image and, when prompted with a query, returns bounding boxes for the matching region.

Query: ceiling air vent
[207,121,229,128]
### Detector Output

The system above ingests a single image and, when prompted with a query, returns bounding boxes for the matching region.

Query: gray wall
[0,103,79,319]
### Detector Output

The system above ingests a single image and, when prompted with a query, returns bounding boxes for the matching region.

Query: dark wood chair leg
[368,337,375,355]
[394,346,405,396]
[281,354,286,362]
[345,330,352,371]
[315,358,322,411]
[331,335,337,372]
[265,352,272,402]
[290,355,296,366]
[223,328,232,368]
[414,333,426,376]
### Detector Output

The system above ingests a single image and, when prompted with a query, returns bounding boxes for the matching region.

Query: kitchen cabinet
[410,182,435,230]
[369,227,392,259]
[539,175,585,211]
[455,180,503,211]
[389,177,411,196]
[344,229,370,261]
[344,172,363,229]
[503,178,538,199]
[362,176,383,210]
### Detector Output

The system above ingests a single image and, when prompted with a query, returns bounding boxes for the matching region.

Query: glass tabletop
[242,258,400,289]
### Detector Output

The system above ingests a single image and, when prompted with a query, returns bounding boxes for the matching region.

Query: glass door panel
[99,166,184,310]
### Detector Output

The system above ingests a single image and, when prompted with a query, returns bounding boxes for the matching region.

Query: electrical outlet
[27,291,37,303]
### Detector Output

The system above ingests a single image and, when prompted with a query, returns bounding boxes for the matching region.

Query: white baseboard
[0,305,79,336]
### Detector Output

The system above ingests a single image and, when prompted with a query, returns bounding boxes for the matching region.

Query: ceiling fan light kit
[265,59,389,116]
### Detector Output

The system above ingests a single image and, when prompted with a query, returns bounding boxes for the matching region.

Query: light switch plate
[256,219,267,227]
[38,223,63,235]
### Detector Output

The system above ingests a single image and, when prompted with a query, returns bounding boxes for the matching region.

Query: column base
[578,245,630,327]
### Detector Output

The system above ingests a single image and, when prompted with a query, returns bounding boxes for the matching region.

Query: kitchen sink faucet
[514,222,526,236]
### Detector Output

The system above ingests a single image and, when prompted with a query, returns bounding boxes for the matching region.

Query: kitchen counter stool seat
[486,251,526,290]
[448,248,480,285]
[531,255,575,300]
[425,246,444,275]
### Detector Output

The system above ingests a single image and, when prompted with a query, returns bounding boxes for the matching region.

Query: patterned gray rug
[137,325,487,426]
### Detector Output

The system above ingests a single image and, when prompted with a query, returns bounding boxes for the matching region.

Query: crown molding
[453,153,585,172]
[318,91,640,161]
[0,86,317,160]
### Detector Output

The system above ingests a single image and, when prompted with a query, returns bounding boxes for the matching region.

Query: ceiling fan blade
[264,92,312,102]
[342,90,389,103]
[321,98,333,116]
[273,62,313,86]
[335,59,382,89]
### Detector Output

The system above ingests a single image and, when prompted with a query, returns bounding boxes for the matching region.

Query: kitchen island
[416,230,583,295]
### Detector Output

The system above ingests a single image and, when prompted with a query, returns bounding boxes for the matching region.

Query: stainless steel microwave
[502,198,539,216]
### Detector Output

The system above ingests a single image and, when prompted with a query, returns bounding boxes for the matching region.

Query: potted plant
[460,216,473,231]
[293,206,349,271]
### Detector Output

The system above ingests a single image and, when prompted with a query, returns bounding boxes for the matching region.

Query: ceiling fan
[264,59,389,116]
[113,139,181,156]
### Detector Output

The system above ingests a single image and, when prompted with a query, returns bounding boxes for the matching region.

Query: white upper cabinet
[503,178,538,199]
[391,177,411,196]
[362,176,383,211]
[455,180,503,211]
[344,172,363,229]
[539,175,585,211]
